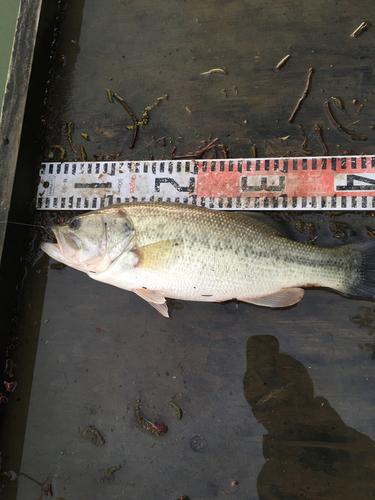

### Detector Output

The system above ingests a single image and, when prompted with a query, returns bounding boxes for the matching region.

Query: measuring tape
[37,156,375,211]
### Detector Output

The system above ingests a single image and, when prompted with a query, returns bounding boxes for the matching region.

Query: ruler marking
[74,182,112,188]
[37,157,375,211]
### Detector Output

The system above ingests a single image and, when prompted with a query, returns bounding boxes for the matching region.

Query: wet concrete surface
[1,0,375,499]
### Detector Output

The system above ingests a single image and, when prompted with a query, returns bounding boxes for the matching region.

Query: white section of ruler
[37,157,375,211]
[38,160,198,210]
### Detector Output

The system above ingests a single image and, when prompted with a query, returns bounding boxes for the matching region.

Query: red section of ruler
[196,157,375,198]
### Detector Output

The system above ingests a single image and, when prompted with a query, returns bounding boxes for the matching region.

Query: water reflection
[244,335,375,500]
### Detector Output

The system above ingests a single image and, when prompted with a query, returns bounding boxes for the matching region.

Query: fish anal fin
[133,288,169,318]
[241,288,305,308]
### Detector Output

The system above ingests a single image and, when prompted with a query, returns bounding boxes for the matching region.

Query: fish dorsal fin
[134,288,169,318]
[241,288,305,308]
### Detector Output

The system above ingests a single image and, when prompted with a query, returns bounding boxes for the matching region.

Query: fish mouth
[40,226,79,264]
[41,224,111,273]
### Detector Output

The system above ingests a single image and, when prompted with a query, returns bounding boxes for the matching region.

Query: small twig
[171,154,195,160]
[66,121,77,153]
[128,95,168,129]
[276,54,290,70]
[221,144,230,159]
[171,138,219,160]
[195,137,219,157]
[50,145,67,161]
[112,92,139,149]
[324,101,367,141]
[350,21,370,38]
[105,88,113,103]
[154,135,168,144]
[314,123,329,155]
[346,119,360,129]
[331,96,344,110]
[288,68,314,124]
[297,124,308,149]
[200,68,228,75]
[80,146,87,161]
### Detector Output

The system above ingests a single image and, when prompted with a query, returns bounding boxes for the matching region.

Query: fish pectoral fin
[133,288,169,318]
[241,288,305,308]
[136,239,182,270]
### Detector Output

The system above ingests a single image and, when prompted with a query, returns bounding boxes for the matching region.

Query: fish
[41,202,375,318]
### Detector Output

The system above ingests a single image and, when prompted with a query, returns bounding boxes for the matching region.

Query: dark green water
[0,0,20,114]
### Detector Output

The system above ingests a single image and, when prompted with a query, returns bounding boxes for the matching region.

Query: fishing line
[0,221,55,237]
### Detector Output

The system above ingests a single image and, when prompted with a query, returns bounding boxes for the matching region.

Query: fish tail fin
[345,240,375,299]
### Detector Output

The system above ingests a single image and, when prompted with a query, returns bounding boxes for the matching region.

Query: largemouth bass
[41,202,375,317]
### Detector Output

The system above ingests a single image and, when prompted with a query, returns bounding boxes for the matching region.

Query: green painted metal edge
[0,0,43,263]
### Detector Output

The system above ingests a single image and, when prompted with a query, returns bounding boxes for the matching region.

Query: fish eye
[69,219,81,230]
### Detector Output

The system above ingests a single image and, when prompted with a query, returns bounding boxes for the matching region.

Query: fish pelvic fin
[241,288,305,308]
[344,240,375,299]
[133,288,170,318]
